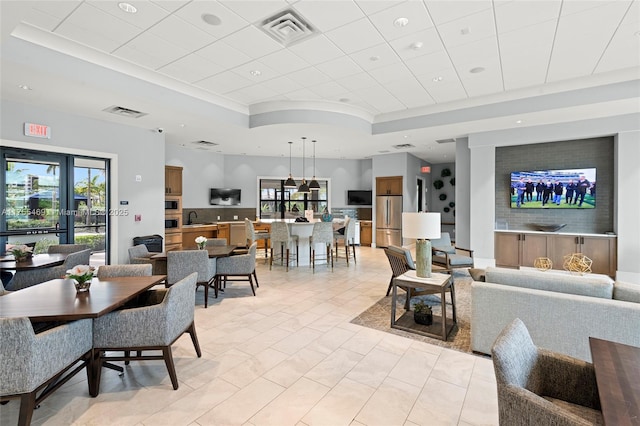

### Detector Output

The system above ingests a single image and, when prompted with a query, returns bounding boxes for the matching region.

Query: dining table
[0,253,67,271]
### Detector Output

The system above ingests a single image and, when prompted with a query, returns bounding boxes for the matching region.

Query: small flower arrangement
[195,236,207,250]
[8,244,33,262]
[65,265,95,285]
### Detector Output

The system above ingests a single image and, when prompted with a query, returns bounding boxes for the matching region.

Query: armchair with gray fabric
[430,232,474,270]
[215,242,258,296]
[491,318,603,426]
[6,249,91,291]
[128,244,167,275]
[96,264,152,279]
[91,272,201,394]
[0,317,93,426]
[167,250,215,307]
[47,244,88,254]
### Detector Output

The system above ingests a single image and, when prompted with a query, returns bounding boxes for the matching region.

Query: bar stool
[245,218,270,262]
[334,216,357,265]
[269,222,298,272]
[309,222,333,272]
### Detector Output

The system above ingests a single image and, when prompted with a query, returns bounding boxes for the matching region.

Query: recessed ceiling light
[250,70,262,76]
[410,41,423,50]
[394,17,409,28]
[403,135,409,139]
[18,84,32,90]
[118,2,137,13]
[179,124,186,128]
[202,13,222,26]
[369,55,380,62]
[460,27,471,35]
[432,76,443,82]
[516,120,523,124]
[470,67,485,74]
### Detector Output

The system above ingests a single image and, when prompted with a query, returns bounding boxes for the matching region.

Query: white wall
[1,100,165,264]
[616,130,640,281]
[455,137,470,248]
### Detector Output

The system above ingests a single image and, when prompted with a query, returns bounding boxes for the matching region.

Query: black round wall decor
[441,168,451,177]
[449,202,455,208]
[433,179,444,189]
[444,207,450,213]
[450,177,455,186]
[439,193,447,201]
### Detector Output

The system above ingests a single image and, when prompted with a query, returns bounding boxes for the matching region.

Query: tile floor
[1,246,498,426]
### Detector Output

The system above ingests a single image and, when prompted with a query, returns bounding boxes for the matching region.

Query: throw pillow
[468,268,486,282]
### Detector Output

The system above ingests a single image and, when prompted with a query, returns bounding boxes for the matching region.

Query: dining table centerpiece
[8,244,33,262]
[66,264,95,292]
[195,236,207,250]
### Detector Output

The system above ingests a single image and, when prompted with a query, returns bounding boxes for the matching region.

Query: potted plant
[8,244,33,262]
[413,300,433,326]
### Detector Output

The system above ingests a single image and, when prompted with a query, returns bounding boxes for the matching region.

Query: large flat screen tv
[347,190,372,206]
[510,168,596,209]
[210,188,241,205]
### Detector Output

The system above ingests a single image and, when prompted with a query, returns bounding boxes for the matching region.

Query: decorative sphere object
[563,253,592,275]
[534,257,553,271]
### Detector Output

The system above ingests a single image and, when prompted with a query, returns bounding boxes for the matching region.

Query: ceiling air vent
[102,105,147,118]
[260,9,317,47]
[392,143,415,149]
[192,140,219,147]
[378,150,390,153]
[436,138,456,144]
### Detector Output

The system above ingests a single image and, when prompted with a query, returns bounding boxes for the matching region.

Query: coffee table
[392,271,456,340]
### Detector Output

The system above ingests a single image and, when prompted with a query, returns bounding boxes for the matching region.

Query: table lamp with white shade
[402,212,441,278]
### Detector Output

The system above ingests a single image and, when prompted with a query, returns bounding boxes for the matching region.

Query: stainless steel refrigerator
[376,195,402,247]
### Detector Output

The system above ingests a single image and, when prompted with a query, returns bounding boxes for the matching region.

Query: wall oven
[165,200,179,210]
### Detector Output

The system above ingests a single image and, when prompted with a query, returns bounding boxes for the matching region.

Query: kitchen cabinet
[165,165,183,195]
[360,221,372,246]
[495,232,547,268]
[376,176,403,195]
[217,223,230,244]
[182,226,217,249]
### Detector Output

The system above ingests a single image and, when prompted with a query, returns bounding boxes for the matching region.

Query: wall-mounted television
[510,168,596,209]
[347,190,372,206]
[210,188,241,205]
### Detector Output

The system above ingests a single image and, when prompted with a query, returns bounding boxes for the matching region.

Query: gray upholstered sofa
[471,267,640,362]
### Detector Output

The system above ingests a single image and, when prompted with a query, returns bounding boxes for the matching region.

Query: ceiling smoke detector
[260,9,317,46]
[103,105,147,118]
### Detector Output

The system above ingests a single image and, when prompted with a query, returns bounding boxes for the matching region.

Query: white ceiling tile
[308,81,348,98]
[158,54,225,83]
[148,15,215,51]
[368,62,415,84]
[114,31,189,69]
[419,77,467,103]
[88,0,169,29]
[150,1,190,13]
[404,49,453,77]
[292,0,365,32]
[499,20,556,90]
[21,8,66,31]
[325,17,385,54]
[424,0,492,25]
[285,88,324,101]
[353,85,405,112]
[416,65,462,90]
[197,41,252,69]
[223,26,283,59]
[196,71,254,94]
[547,1,631,82]
[315,56,363,79]
[494,0,561,35]
[336,72,380,90]
[260,76,304,94]
[350,43,400,71]
[219,0,290,23]
[289,35,344,65]
[368,1,433,41]
[55,3,142,52]
[438,9,496,49]
[28,1,81,19]
[595,1,640,73]
[232,60,280,82]
[389,27,443,60]
[287,66,331,86]
[259,49,310,74]
[447,36,499,71]
[560,0,619,17]
[354,0,404,16]
[174,1,249,39]
[458,59,503,97]
[385,78,435,108]
[227,84,279,104]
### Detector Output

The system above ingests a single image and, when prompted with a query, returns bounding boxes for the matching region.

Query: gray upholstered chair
[334,216,357,265]
[97,264,152,279]
[245,218,269,262]
[430,232,474,270]
[309,222,333,271]
[47,244,88,254]
[128,244,166,275]
[492,318,603,426]
[269,221,299,272]
[0,281,10,296]
[215,242,258,296]
[167,250,215,307]
[205,238,228,247]
[6,249,91,291]
[0,317,93,426]
[92,272,201,393]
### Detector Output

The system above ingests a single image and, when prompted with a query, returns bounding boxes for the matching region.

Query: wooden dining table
[589,337,640,426]
[0,253,67,271]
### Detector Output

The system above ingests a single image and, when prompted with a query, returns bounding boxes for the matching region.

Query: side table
[392,271,457,340]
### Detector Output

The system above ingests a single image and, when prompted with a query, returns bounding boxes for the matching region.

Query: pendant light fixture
[297,137,310,194]
[284,141,296,188]
[309,139,320,191]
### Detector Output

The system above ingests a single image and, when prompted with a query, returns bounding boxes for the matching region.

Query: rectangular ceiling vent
[260,9,317,47]
[378,150,390,153]
[436,138,456,144]
[393,143,415,149]
[102,105,147,118]
[192,140,219,147]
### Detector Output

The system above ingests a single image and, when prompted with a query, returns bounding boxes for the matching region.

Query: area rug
[351,270,479,355]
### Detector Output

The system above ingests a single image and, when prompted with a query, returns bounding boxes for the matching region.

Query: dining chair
[334,216,357,265]
[6,249,91,291]
[215,242,258,296]
[167,250,215,307]
[309,222,334,272]
[96,264,152,279]
[269,221,299,272]
[245,218,270,262]
[92,272,201,393]
[492,318,603,425]
[47,244,89,254]
[0,317,93,426]
[205,238,228,247]
[0,281,10,296]
[128,244,166,275]
[431,232,474,270]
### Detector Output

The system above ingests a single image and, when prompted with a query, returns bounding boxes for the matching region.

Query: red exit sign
[24,122,51,139]
[421,166,431,173]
